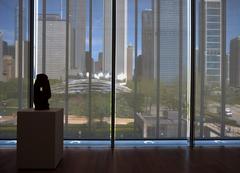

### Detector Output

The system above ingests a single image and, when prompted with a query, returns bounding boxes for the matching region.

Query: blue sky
[1,0,240,59]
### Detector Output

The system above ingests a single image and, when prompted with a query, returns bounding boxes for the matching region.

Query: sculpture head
[34,74,51,110]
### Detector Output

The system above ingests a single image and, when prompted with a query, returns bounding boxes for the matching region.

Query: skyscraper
[159,0,183,83]
[103,0,112,74]
[103,0,127,79]
[37,14,66,80]
[142,10,154,80]
[141,1,185,84]
[198,0,226,138]
[94,52,103,74]
[116,0,128,79]
[72,0,86,72]
[127,45,134,81]
[85,51,93,73]
[199,0,226,86]
[229,36,240,87]
[98,52,103,72]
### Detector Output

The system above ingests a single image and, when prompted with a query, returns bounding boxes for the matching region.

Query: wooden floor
[0,147,240,173]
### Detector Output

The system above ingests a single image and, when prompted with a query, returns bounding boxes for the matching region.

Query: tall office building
[198,0,226,138]
[0,32,3,81]
[67,0,88,76]
[199,0,226,86]
[116,0,128,79]
[71,0,86,73]
[159,0,183,83]
[141,1,185,84]
[127,45,134,81]
[85,51,93,73]
[103,0,127,78]
[99,52,103,73]
[103,0,112,74]
[135,55,143,80]
[37,14,66,80]
[95,52,103,74]
[142,10,154,80]
[229,37,240,87]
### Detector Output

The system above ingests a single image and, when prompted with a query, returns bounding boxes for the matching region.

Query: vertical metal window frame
[156,0,160,139]
[189,0,196,147]
[29,0,34,108]
[65,0,70,132]
[178,0,183,138]
[88,0,93,136]
[220,0,226,138]
[111,0,116,149]
[42,0,46,73]
[18,0,23,110]
[133,0,138,136]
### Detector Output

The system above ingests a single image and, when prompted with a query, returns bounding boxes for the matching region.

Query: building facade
[230,37,240,87]
[71,0,86,72]
[116,0,128,79]
[142,10,154,80]
[141,0,186,84]
[103,0,112,74]
[127,45,134,81]
[37,15,66,80]
[199,0,226,86]
[3,55,14,81]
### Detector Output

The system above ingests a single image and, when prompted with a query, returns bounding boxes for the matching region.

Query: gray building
[230,37,240,87]
[103,0,128,79]
[94,52,103,74]
[116,0,128,79]
[197,0,226,138]
[71,0,86,72]
[159,0,184,84]
[136,111,187,138]
[142,10,154,80]
[141,0,186,84]
[199,0,226,86]
[103,0,112,74]
[127,45,134,81]
[37,15,66,80]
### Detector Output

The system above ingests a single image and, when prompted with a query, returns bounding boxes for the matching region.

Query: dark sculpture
[34,74,51,110]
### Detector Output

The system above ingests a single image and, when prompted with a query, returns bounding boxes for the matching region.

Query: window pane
[35,0,111,139]
[207,16,220,22]
[0,0,29,138]
[207,29,220,35]
[207,22,220,29]
[207,37,220,42]
[196,0,240,139]
[115,0,190,139]
[207,9,220,15]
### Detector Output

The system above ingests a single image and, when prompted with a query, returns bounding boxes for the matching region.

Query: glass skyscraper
[199,0,226,86]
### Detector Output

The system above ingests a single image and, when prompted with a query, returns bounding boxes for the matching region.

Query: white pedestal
[17,108,64,169]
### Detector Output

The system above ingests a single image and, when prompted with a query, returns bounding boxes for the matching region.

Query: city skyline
[1,0,240,81]
[1,0,240,56]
